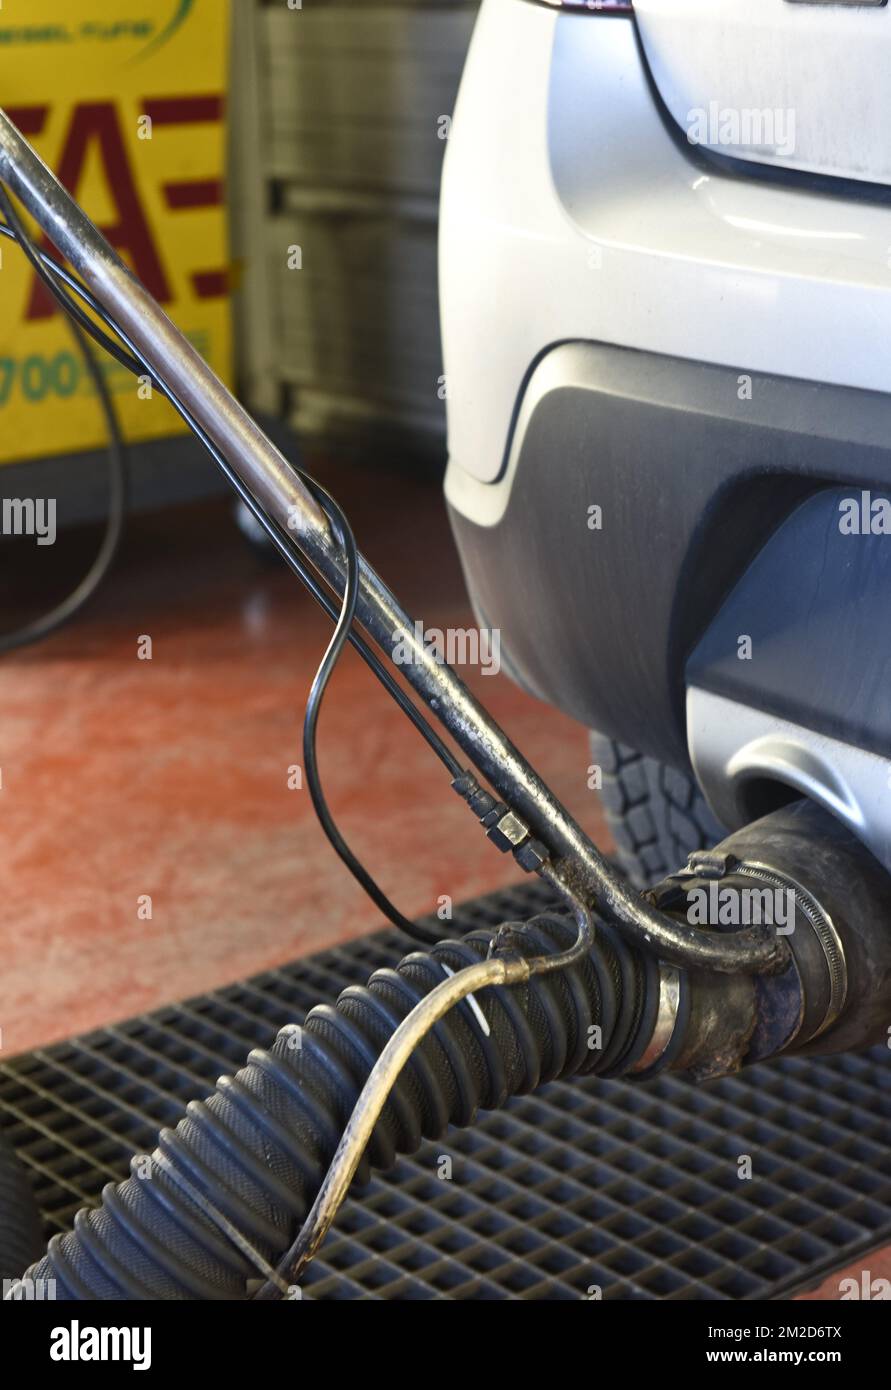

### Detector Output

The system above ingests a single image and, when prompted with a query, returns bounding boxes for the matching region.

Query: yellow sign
[0,0,231,463]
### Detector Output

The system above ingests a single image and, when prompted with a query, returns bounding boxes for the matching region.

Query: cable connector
[452,771,550,874]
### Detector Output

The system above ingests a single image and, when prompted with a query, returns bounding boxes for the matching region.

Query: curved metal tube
[0,108,787,975]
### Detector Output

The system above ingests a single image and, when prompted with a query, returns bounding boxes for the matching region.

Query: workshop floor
[0,455,606,1058]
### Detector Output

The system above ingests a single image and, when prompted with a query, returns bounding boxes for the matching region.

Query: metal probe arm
[0,106,787,978]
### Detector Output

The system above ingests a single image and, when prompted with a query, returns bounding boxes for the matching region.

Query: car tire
[590,731,725,889]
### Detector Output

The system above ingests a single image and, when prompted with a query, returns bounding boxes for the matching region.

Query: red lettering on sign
[162,178,223,211]
[5,106,49,137]
[142,95,224,125]
[27,102,172,320]
[191,269,228,299]
[146,98,228,300]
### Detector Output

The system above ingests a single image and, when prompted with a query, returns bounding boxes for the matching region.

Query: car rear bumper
[447,341,891,777]
[441,0,891,490]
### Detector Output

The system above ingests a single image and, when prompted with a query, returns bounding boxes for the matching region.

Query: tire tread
[590,731,724,888]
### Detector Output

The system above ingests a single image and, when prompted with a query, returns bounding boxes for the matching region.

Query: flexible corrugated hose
[18,912,663,1300]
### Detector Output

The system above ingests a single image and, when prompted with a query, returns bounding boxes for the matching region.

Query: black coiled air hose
[21,913,663,1300]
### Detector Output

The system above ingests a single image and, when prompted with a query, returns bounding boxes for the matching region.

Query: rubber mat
[2,878,890,1300]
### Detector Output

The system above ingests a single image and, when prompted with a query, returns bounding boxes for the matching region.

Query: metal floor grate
[2,879,891,1300]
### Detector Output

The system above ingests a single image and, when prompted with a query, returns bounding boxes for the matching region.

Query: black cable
[299,472,452,942]
[0,219,461,779]
[0,187,126,652]
[0,194,453,945]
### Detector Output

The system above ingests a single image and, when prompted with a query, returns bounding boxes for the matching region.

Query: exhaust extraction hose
[20,914,660,1300]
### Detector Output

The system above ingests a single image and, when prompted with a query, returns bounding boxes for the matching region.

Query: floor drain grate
[2,879,890,1299]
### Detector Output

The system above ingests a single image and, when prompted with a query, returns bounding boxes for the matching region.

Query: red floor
[0,456,605,1057]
